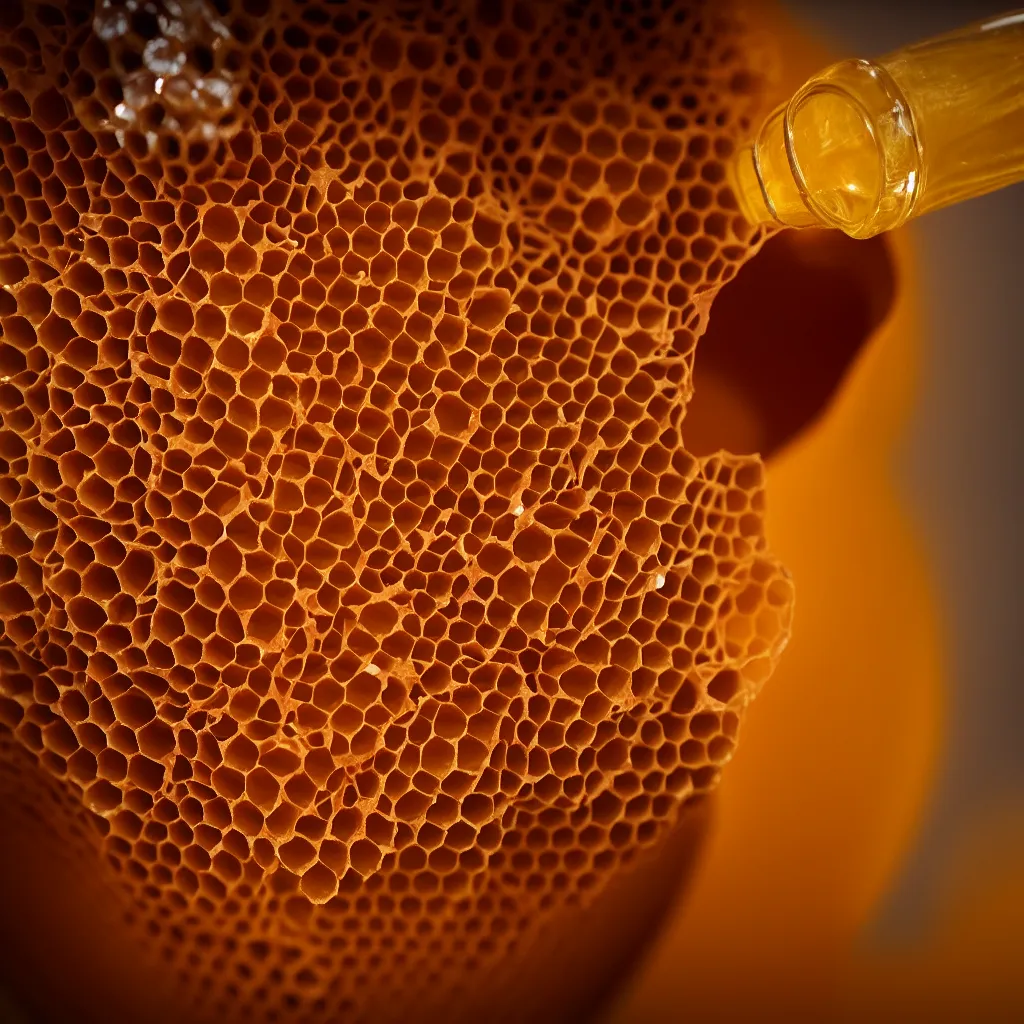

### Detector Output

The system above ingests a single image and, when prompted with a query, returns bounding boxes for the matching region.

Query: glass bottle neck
[733,59,922,239]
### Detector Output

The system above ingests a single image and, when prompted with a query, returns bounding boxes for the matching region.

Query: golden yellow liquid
[733,10,1024,238]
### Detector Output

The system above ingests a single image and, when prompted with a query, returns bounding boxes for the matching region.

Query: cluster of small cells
[0,0,793,1021]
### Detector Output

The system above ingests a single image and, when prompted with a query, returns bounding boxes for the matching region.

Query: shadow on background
[606,1,1024,1020]
[687,229,895,460]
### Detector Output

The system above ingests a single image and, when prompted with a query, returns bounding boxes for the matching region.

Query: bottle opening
[786,85,884,236]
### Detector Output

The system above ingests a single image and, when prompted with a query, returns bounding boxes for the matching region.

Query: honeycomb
[0,1,794,1020]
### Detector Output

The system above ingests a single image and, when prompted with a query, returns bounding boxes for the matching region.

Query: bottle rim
[784,59,923,239]
[784,82,885,236]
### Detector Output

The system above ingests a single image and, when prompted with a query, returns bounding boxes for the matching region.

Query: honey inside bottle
[733,10,1024,238]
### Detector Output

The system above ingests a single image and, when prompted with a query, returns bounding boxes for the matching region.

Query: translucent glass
[732,9,1024,238]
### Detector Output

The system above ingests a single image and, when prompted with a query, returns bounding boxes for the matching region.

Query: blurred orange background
[604,2,1024,1020]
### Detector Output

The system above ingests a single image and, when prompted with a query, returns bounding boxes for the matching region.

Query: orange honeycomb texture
[0,1,798,1022]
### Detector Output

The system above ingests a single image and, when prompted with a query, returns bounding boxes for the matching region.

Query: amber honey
[733,10,1024,238]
